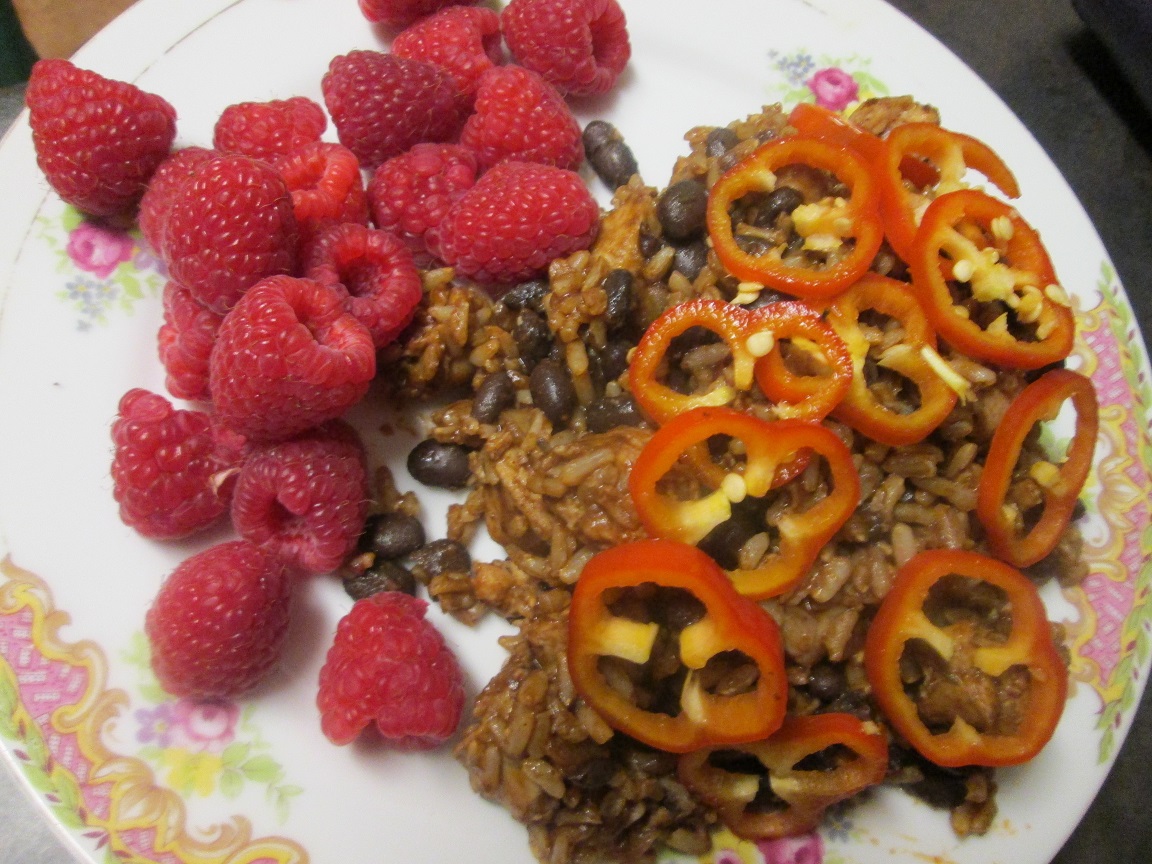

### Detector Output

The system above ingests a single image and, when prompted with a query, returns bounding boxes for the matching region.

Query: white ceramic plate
[2,1,1150,863]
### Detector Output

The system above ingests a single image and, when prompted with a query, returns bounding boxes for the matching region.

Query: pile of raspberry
[25,0,631,749]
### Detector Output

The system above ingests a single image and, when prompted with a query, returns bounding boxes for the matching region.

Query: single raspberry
[111,388,238,539]
[138,146,215,255]
[459,66,584,171]
[275,141,370,250]
[26,59,177,218]
[146,540,293,699]
[212,96,327,163]
[232,422,369,575]
[392,6,503,107]
[502,0,631,98]
[317,592,465,747]
[305,223,423,348]
[157,281,225,402]
[367,143,479,265]
[433,160,599,286]
[358,0,477,28]
[162,154,298,313]
[322,50,462,169]
[209,275,376,441]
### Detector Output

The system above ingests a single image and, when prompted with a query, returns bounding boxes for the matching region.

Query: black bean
[582,119,616,154]
[529,358,576,427]
[596,340,631,383]
[344,560,417,600]
[602,269,634,331]
[672,240,709,281]
[705,127,739,158]
[409,538,472,580]
[657,178,708,242]
[697,516,759,572]
[365,512,426,560]
[638,230,663,259]
[570,758,617,790]
[472,371,516,424]
[407,439,471,489]
[806,662,847,702]
[586,393,646,433]
[751,186,804,228]
[514,309,553,371]
[501,279,550,313]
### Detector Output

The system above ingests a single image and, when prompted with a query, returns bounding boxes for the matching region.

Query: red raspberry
[232,422,369,575]
[317,592,465,748]
[392,6,503,107]
[209,275,376,441]
[146,540,293,699]
[433,160,599,286]
[138,146,215,255]
[305,223,423,348]
[26,59,177,218]
[157,281,225,402]
[460,66,584,171]
[162,154,298,313]
[212,96,327,163]
[367,143,479,265]
[322,51,462,169]
[502,0,631,98]
[358,0,477,28]
[275,141,370,249]
[111,388,238,539]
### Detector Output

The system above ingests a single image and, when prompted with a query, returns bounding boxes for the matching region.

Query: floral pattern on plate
[34,202,165,331]
[0,559,306,863]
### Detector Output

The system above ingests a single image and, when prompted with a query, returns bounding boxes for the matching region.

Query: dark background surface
[1,0,1151,862]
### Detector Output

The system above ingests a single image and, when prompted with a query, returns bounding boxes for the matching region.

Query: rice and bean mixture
[344,96,1088,864]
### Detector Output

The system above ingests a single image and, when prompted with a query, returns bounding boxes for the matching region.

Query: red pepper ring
[678,712,889,839]
[977,369,1098,567]
[628,407,861,599]
[568,539,788,753]
[706,136,884,299]
[864,549,1068,768]
[823,273,956,446]
[909,189,1075,370]
[787,102,940,189]
[629,298,774,425]
[879,122,1020,263]
[750,300,854,422]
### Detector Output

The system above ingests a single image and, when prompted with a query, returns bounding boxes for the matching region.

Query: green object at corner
[1,0,38,86]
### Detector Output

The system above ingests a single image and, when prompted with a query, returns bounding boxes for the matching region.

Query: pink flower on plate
[66,221,136,279]
[167,698,240,754]
[757,832,824,864]
[807,67,859,111]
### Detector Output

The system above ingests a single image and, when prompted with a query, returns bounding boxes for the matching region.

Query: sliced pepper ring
[909,189,1075,370]
[879,122,1020,263]
[834,273,959,445]
[706,136,883,299]
[749,300,854,422]
[864,548,1068,767]
[787,102,940,189]
[628,406,861,599]
[678,712,889,839]
[568,539,788,753]
[629,298,774,425]
[976,369,1098,567]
